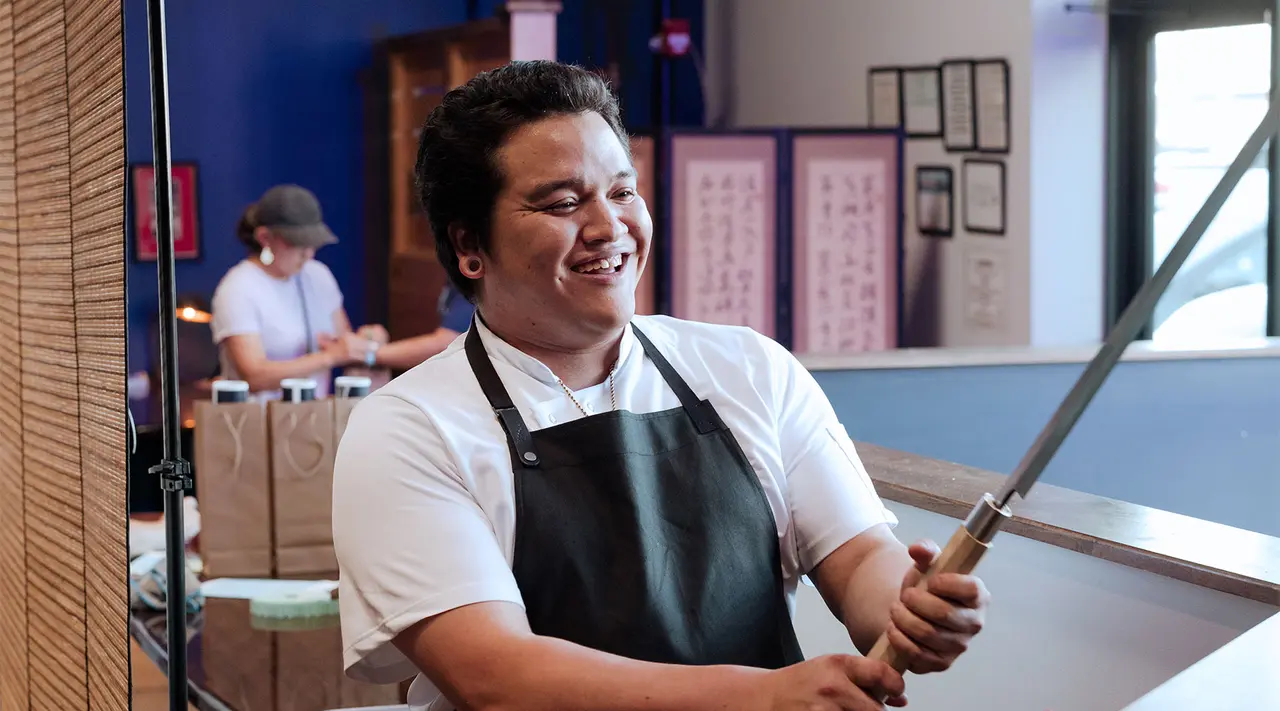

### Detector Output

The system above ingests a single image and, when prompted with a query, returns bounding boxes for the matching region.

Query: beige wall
[0,0,129,709]
[704,0,1108,348]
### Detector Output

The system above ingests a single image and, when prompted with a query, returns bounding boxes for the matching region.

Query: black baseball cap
[254,184,338,248]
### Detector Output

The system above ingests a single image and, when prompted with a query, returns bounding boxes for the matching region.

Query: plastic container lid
[249,588,339,619]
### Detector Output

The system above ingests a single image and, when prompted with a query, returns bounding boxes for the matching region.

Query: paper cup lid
[211,380,249,392]
[280,378,317,390]
[334,375,372,388]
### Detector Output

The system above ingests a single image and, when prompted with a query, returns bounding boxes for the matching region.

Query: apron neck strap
[464,318,722,470]
[465,321,542,468]
[628,324,717,434]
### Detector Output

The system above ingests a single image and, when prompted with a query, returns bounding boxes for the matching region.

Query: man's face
[472,111,652,344]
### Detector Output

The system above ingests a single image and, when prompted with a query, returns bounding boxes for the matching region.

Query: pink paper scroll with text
[669,133,779,338]
[791,133,902,354]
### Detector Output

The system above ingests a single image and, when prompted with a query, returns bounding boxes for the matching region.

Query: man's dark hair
[414,60,630,301]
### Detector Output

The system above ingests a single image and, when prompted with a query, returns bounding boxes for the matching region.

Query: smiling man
[332,60,989,711]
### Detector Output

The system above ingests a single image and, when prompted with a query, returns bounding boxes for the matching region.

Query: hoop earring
[260,246,274,266]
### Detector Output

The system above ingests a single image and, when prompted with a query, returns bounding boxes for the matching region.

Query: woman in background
[211,184,374,397]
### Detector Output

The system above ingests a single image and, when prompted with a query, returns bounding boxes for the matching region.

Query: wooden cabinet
[363,4,561,341]
[631,134,658,315]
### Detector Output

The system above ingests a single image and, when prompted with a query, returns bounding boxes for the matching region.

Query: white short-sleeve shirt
[332,315,897,710]
[210,259,344,398]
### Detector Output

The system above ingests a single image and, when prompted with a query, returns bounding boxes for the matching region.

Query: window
[1108,1,1280,344]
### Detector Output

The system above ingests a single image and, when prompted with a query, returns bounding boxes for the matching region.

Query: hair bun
[236,203,260,251]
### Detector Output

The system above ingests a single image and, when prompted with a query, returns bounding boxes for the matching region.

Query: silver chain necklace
[556,361,618,417]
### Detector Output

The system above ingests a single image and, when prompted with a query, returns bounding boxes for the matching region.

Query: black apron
[465,322,804,668]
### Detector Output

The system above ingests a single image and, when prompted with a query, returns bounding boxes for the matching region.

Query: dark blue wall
[124,0,705,376]
[556,0,706,131]
[813,357,1280,538]
[124,0,468,373]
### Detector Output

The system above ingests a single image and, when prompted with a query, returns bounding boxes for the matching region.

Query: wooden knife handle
[866,524,991,672]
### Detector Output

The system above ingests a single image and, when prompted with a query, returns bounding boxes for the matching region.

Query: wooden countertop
[1124,611,1280,709]
[800,337,1280,371]
[858,442,1280,605]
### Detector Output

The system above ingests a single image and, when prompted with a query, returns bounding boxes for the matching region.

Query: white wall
[704,0,1106,347]
[1030,0,1108,346]
[792,504,1279,711]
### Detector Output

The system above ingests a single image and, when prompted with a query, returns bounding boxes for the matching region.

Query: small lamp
[175,294,211,324]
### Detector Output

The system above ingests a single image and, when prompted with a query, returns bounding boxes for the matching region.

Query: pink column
[506,0,562,61]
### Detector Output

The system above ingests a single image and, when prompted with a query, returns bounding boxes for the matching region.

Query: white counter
[793,503,1280,711]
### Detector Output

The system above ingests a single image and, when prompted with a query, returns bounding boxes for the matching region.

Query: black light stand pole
[143,0,192,709]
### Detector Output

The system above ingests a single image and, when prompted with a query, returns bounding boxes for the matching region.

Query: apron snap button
[522,451,537,462]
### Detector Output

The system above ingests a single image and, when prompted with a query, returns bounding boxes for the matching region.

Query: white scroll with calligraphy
[681,159,771,333]
[802,159,892,352]
[790,131,902,355]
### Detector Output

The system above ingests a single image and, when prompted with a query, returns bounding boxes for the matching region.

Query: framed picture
[131,162,201,262]
[963,243,1009,332]
[789,129,904,355]
[974,58,1011,153]
[664,130,783,338]
[867,66,902,129]
[963,159,1006,235]
[900,66,942,138]
[915,165,954,238]
[940,60,976,152]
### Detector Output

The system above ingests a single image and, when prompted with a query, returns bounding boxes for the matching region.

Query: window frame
[1106,0,1280,339]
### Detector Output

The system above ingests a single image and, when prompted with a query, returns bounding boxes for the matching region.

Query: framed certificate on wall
[900,66,943,138]
[131,162,201,262]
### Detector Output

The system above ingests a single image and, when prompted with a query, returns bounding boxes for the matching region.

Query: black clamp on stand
[150,458,192,492]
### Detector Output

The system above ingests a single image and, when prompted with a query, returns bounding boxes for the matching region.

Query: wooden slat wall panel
[0,1,27,711]
[0,0,126,709]
[67,0,127,708]
[13,0,87,709]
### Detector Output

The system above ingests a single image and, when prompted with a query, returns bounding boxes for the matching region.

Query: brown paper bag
[269,618,402,710]
[268,399,337,577]
[194,399,274,578]
[335,366,382,446]
[333,397,361,448]
[340,668,405,708]
[202,598,276,711]
[274,624,343,711]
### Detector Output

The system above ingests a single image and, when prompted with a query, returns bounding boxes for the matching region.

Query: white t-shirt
[210,259,345,398]
[332,315,897,711]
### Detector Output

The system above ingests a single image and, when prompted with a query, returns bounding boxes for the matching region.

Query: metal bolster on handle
[961,493,1013,545]
[149,458,192,492]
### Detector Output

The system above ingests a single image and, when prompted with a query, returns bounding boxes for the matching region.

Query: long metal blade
[995,94,1280,508]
